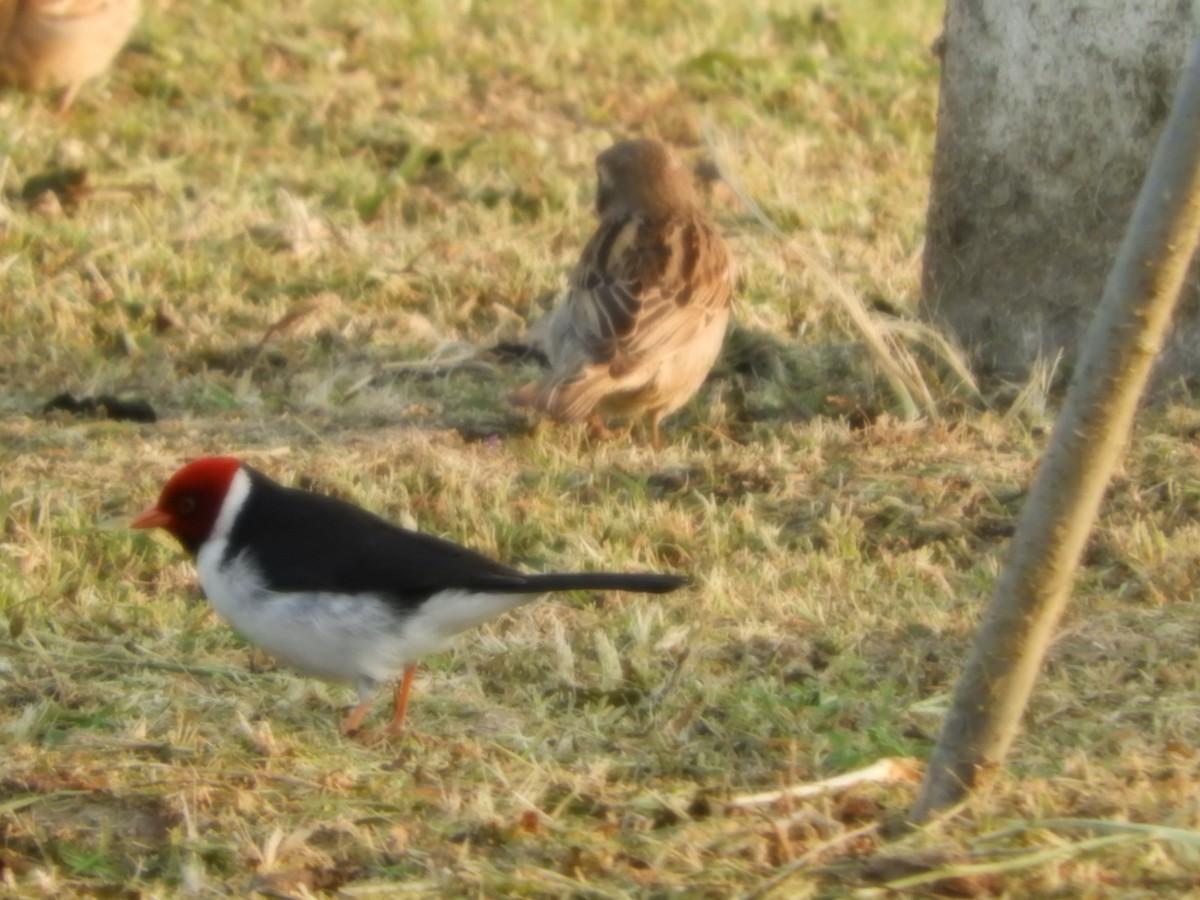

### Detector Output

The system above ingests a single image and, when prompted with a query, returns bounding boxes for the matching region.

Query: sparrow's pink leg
[586,413,615,442]
[647,411,664,450]
[56,82,82,116]
[384,665,417,735]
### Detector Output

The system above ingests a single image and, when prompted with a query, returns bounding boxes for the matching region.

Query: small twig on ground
[729,757,923,809]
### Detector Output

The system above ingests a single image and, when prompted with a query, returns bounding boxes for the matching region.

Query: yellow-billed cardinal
[132,457,687,736]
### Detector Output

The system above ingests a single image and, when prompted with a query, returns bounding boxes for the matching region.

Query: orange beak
[131,506,172,530]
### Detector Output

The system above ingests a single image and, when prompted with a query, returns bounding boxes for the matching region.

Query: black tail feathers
[519,572,689,595]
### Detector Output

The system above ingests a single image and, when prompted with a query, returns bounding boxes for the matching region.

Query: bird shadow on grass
[157,321,892,446]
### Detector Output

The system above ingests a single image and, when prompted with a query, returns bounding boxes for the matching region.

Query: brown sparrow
[512,139,734,447]
[0,0,140,113]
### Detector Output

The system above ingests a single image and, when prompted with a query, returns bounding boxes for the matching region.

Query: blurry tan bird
[512,138,734,448]
[0,0,140,113]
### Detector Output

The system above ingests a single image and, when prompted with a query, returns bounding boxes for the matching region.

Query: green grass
[3,0,1199,896]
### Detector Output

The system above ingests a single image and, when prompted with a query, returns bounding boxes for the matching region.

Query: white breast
[195,539,535,688]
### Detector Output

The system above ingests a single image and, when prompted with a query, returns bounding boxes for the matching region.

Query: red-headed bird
[132,457,686,736]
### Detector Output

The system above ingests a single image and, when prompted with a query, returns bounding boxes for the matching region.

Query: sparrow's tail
[518,572,689,594]
[510,365,617,423]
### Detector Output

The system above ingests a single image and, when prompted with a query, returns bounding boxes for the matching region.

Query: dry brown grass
[3,0,1199,896]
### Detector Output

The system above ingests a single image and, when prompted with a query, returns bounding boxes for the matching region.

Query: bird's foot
[351,725,425,747]
[340,701,373,738]
[586,414,620,443]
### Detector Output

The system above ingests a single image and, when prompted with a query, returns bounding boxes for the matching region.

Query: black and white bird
[132,457,687,736]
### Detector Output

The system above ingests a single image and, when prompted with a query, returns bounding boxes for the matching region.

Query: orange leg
[384,665,418,736]
[341,699,373,736]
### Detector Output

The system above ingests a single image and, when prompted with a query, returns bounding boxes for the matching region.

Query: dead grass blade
[741,823,881,900]
[703,124,981,419]
[1004,818,1200,850]
[885,834,1139,889]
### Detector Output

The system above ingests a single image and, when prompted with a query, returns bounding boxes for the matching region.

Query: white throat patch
[211,466,252,543]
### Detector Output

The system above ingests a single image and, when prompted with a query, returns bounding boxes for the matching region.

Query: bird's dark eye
[176,496,197,516]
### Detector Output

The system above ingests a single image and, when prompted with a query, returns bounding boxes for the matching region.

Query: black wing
[227,467,528,604]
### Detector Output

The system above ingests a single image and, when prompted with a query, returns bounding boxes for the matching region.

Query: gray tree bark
[922,0,1200,388]
[911,35,1200,822]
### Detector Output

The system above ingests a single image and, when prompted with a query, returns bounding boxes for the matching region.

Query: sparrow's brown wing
[529,211,732,421]
[570,212,732,365]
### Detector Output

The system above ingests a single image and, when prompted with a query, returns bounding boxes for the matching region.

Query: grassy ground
[2,0,1199,896]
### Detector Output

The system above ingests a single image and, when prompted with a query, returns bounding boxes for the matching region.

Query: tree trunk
[921,0,1200,389]
[911,35,1200,823]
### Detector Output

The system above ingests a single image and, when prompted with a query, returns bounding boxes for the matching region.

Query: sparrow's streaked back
[513,138,734,447]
